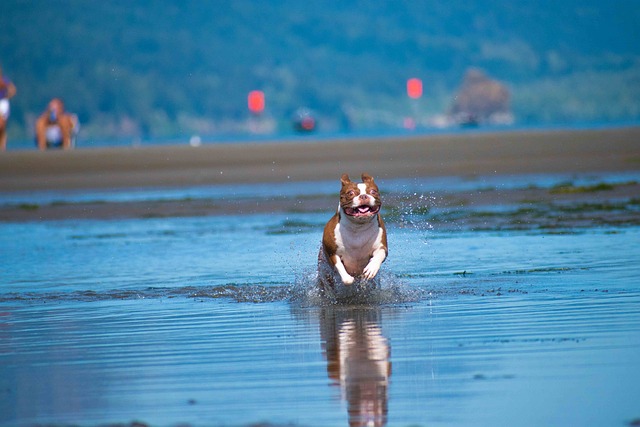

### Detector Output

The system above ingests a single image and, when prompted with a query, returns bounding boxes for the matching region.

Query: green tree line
[1,0,639,142]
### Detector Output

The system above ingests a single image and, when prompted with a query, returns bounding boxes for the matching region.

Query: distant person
[0,65,17,151]
[35,98,78,150]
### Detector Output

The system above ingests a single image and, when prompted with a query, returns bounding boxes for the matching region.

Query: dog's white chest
[334,220,383,274]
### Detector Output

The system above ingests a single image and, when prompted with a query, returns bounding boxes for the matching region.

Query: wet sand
[1,127,639,192]
[1,127,639,223]
[2,179,639,225]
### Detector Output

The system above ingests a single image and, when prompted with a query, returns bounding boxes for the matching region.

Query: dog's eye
[370,189,378,196]
[347,190,356,197]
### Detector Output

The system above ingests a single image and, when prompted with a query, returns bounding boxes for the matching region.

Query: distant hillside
[1,0,639,141]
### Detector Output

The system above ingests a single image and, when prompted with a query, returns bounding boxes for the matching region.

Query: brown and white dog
[318,173,388,292]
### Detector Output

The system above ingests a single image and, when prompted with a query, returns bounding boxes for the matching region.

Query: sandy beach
[1,126,639,222]
[1,127,639,192]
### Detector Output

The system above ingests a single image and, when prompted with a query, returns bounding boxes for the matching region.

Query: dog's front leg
[331,255,355,285]
[363,248,386,280]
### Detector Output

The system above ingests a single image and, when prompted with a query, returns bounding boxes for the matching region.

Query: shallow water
[1,174,640,427]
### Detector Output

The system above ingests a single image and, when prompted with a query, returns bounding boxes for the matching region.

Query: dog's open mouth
[343,204,380,217]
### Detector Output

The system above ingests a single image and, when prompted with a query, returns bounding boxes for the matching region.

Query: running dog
[317,173,388,291]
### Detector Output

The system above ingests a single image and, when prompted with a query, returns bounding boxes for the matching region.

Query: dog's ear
[361,173,374,183]
[340,173,351,185]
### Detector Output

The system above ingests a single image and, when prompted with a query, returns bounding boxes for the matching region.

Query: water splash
[289,269,429,307]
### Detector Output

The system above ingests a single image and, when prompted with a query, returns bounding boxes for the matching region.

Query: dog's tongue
[346,205,374,216]
[344,204,379,216]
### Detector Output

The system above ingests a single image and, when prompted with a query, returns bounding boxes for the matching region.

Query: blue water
[1,173,639,427]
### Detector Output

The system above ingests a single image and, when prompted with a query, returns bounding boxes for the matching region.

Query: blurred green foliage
[1,0,639,140]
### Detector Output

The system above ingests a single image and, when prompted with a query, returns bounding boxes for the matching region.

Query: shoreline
[0,127,639,192]
[2,177,638,224]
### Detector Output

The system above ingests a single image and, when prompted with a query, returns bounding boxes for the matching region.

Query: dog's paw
[341,274,355,285]
[363,263,380,280]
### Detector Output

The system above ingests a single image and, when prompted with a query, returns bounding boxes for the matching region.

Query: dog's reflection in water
[319,307,391,427]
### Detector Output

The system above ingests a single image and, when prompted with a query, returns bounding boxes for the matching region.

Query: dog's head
[339,173,382,222]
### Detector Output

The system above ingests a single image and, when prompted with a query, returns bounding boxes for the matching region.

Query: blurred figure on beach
[35,98,79,150]
[0,65,17,151]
